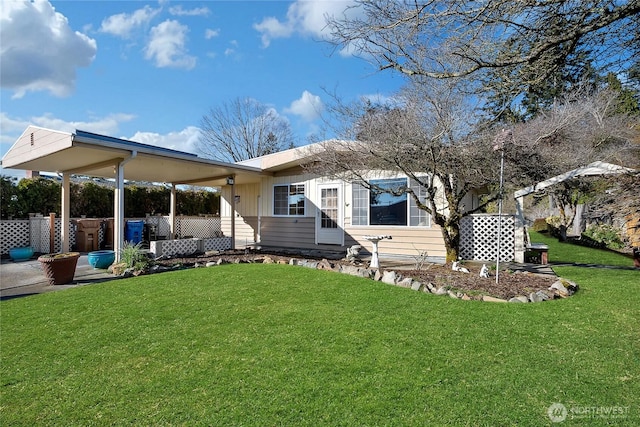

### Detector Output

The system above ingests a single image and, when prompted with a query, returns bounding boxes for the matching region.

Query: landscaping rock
[317,259,334,270]
[381,271,397,285]
[300,260,318,269]
[529,290,550,302]
[448,290,459,299]
[397,277,413,288]
[262,256,275,264]
[424,282,436,293]
[435,287,448,295]
[109,262,128,276]
[549,281,569,297]
[482,295,508,303]
[411,280,423,291]
[509,296,529,303]
[373,269,383,281]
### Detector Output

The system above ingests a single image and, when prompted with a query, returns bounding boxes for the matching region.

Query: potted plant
[37,252,81,285]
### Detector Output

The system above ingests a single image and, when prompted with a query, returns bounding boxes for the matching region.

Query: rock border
[141,254,578,303]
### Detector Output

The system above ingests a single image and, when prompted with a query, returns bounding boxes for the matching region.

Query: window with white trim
[274,184,305,216]
[352,178,430,227]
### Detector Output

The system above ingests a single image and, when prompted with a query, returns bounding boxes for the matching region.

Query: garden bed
[156,250,557,300]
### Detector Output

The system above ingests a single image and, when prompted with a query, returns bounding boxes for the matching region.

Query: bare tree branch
[197,97,295,162]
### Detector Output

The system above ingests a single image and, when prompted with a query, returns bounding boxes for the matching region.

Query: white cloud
[253,17,294,48]
[205,28,220,39]
[254,0,357,47]
[145,20,196,69]
[99,5,160,38]
[129,126,201,154]
[0,0,97,98]
[169,5,210,17]
[224,40,240,58]
[285,91,324,121]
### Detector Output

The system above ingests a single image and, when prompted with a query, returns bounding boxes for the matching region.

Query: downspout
[114,151,137,262]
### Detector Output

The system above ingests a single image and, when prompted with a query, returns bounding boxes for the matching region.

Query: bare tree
[197,97,295,162]
[511,88,640,239]
[306,79,502,262]
[327,0,639,111]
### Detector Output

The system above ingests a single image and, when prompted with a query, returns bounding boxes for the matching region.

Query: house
[220,143,481,262]
[2,127,485,263]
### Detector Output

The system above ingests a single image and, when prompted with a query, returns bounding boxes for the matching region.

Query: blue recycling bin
[125,220,144,244]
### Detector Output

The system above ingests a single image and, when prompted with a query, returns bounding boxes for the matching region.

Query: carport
[513,161,636,262]
[1,126,265,260]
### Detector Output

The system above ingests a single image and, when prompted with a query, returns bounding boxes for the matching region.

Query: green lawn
[1,240,638,426]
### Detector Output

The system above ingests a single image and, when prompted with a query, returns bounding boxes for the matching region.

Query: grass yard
[1,239,638,426]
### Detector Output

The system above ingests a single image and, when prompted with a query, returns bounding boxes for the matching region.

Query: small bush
[119,242,150,270]
[532,218,548,232]
[545,215,563,238]
[582,224,625,250]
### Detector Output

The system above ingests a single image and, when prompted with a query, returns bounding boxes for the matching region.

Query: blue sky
[1,0,403,178]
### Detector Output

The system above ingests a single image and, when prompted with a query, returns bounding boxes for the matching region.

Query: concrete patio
[0,255,116,300]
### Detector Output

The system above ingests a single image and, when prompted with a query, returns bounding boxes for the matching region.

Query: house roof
[236,139,351,172]
[1,126,266,186]
[514,161,637,198]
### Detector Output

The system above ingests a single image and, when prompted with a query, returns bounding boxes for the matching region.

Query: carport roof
[1,126,266,186]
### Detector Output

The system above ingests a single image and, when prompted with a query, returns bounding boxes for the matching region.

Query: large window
[274,184,305,216]
[352,178,430,227]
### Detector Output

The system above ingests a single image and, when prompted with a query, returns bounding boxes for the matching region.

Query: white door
[316,184,343,245]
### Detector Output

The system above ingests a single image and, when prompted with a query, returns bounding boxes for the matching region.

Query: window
[274,184,305,216]
[352,178,430,227]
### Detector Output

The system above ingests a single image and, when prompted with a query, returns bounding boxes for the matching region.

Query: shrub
[532,218,548,232]
[582,224,625,250]
[119,242,150,270]
[545,215,563,238]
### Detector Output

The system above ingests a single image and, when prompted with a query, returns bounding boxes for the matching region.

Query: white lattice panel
[2,216,222,255]
[460,214,515,262]
[157,239,199,257]
[30,218,77,253]
[145,216,172,238]
[202,237,232,251]
[177,217,222,238]
[1,220,30,255]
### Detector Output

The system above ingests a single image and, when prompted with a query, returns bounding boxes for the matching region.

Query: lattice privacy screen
[176,217,222,239]
[2,216,223,255]
[1,220,30,255]
[460,214,515,262]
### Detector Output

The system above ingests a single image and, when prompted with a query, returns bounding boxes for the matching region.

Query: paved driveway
[0,255,115,300]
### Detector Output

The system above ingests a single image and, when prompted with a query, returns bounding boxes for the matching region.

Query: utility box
[76,219,102,252]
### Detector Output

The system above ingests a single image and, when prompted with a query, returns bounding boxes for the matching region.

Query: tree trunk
[557,224,568,242]
[441,223,461,263]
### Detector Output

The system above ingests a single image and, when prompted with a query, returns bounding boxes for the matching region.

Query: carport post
[514,195,526,263]
[60,173,71,253]
[114,151,137,261]
[169,184,176,239]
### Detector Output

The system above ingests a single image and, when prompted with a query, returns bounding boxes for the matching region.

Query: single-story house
[2,126,485,262]
[222,143,483,262]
